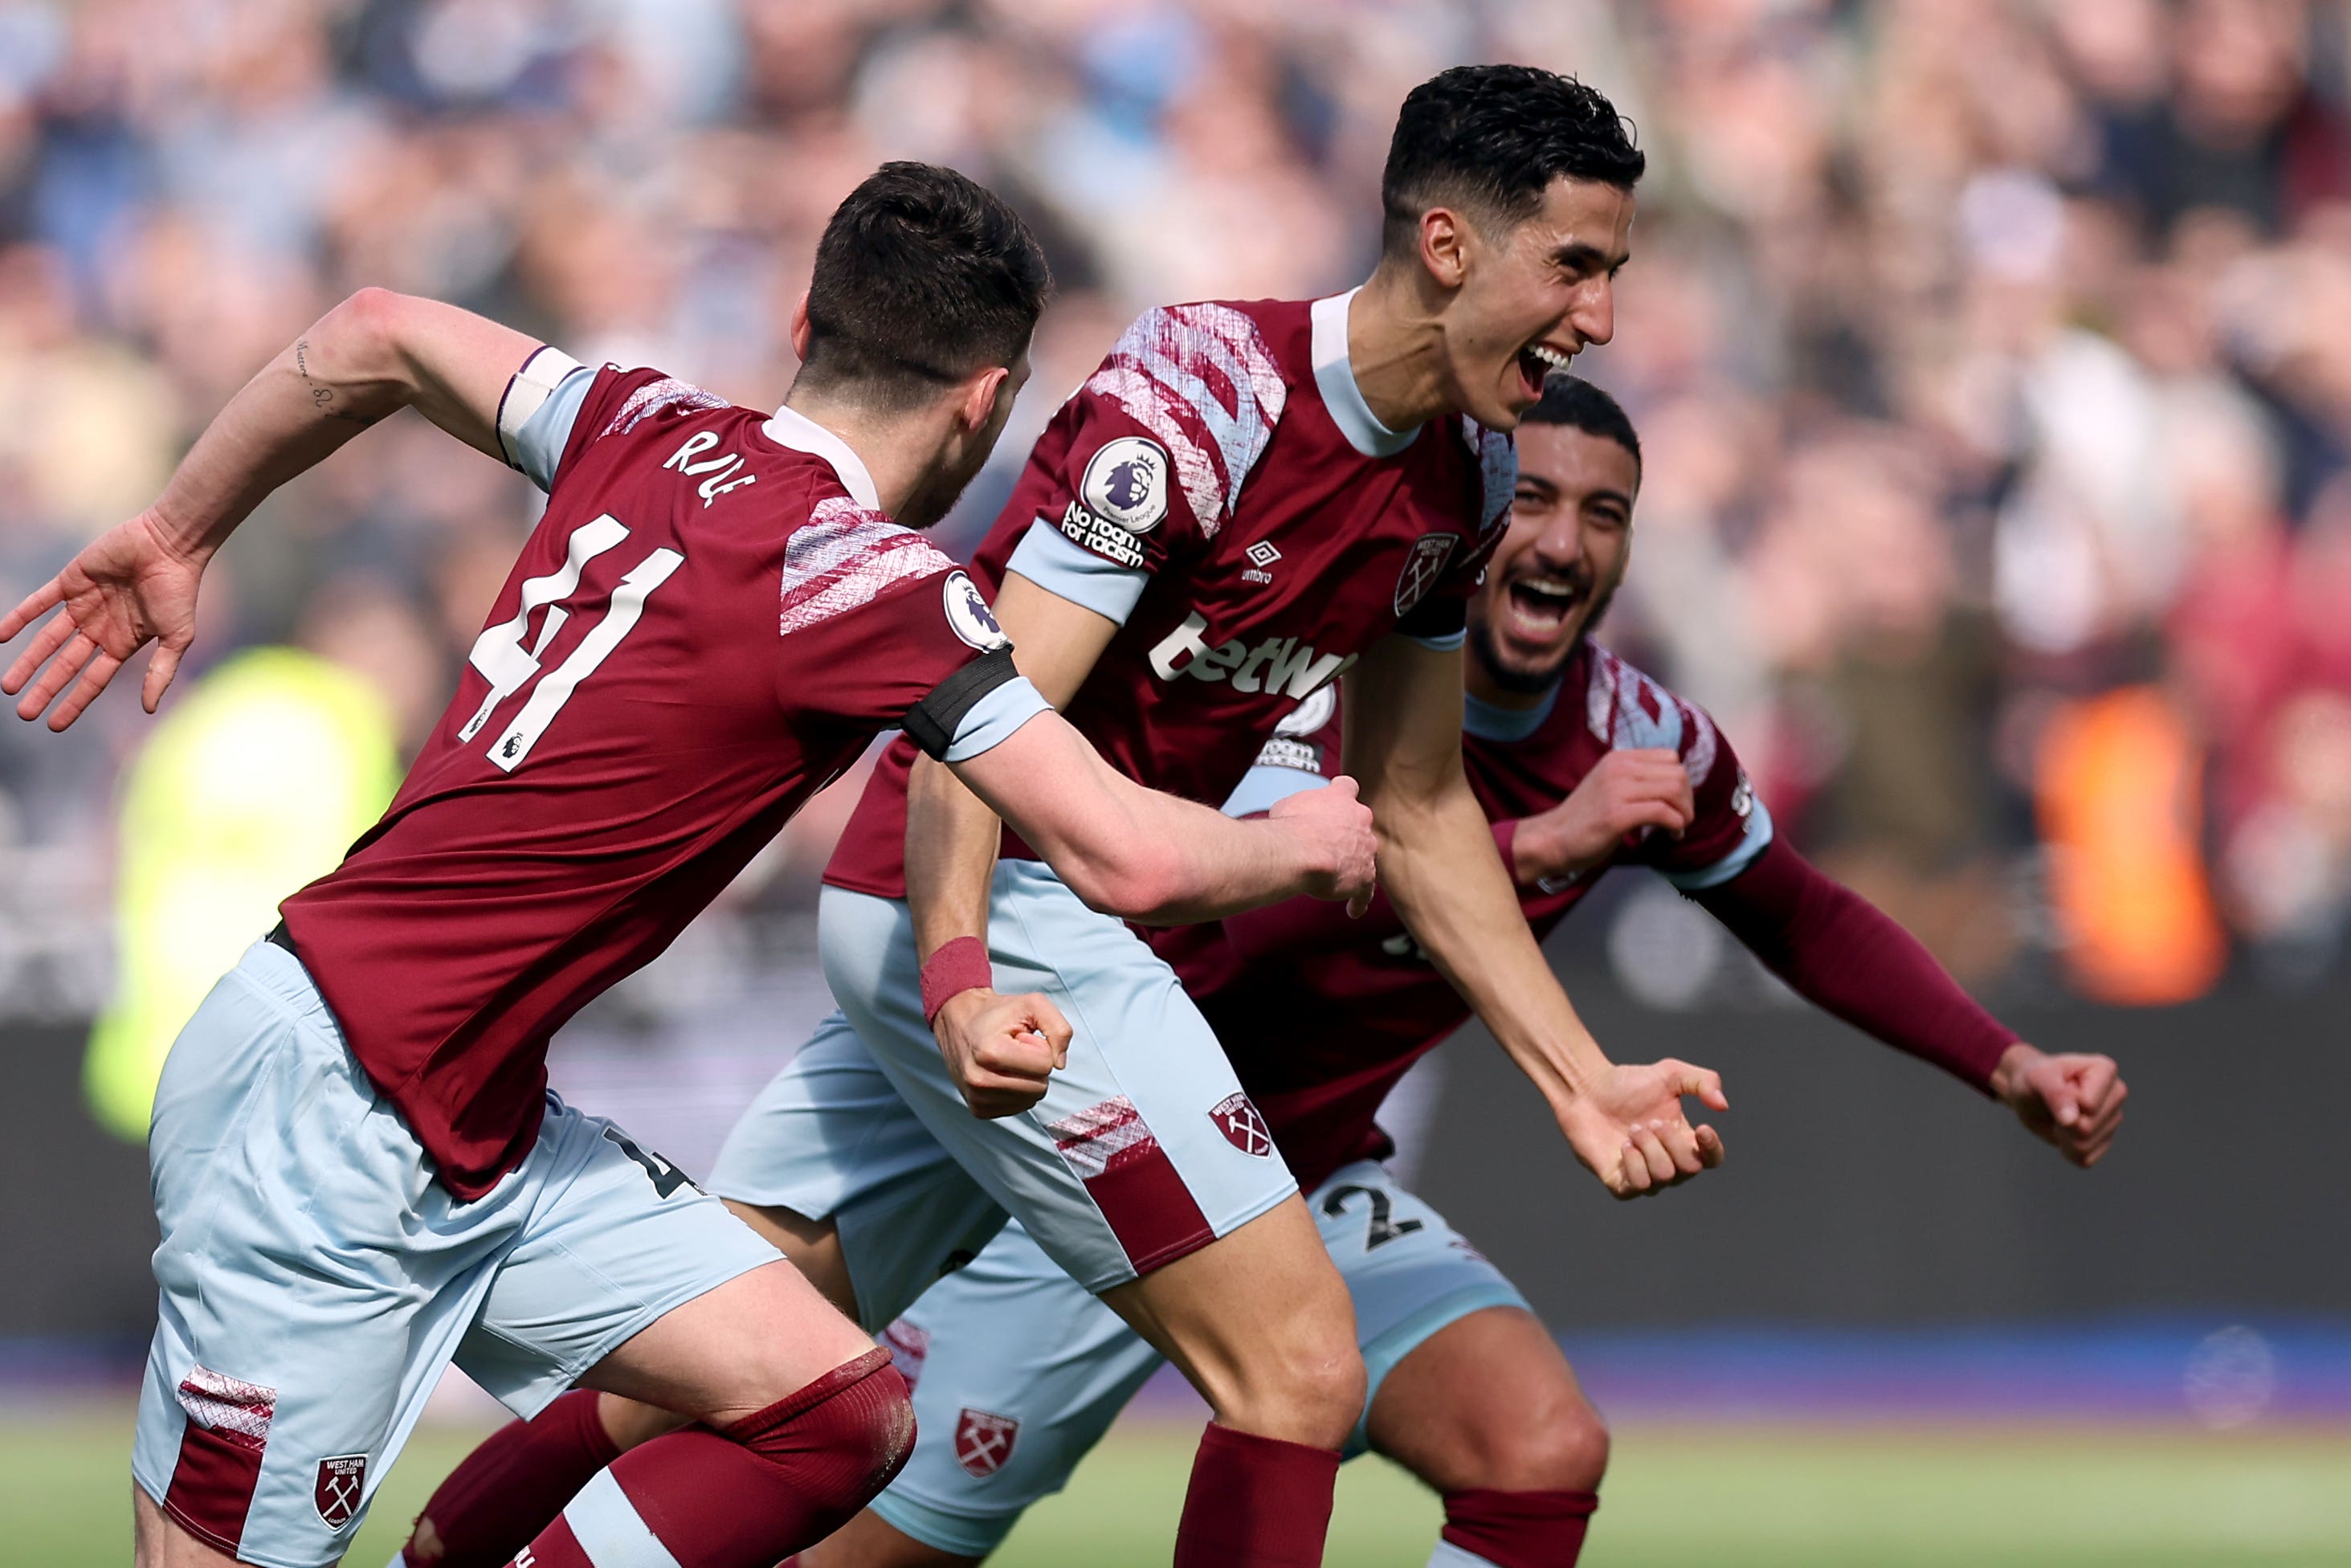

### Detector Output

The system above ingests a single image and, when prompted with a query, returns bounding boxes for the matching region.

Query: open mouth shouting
[1503,568,1589,642]
[1515,341,1576,401]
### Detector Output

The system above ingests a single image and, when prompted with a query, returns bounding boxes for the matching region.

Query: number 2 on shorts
[458,513,684,771]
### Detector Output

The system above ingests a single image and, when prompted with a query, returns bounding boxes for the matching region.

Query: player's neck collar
[762,404,884,511]
[1463,678,1560,743]
[1312,290,1418,459]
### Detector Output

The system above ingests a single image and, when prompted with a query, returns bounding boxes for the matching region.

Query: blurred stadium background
[2,0,2349,1562]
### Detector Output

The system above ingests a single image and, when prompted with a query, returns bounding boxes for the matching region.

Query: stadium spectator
[5,0,2350,1056]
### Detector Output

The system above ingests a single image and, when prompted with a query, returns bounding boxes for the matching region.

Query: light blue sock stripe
[561,1468,685,1568]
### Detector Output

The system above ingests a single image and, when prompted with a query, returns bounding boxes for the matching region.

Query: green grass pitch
[10,1408,2349,1566]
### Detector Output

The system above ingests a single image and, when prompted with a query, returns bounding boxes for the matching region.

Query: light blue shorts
[867,1159,1529,1558]
[707,864,1300,1325]
[132,939,782,1568]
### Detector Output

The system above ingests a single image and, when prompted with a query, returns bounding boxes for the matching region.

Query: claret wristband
[920,936,994,1025]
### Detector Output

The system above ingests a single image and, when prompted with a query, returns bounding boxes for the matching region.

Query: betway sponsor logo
[1147,611,1356,696]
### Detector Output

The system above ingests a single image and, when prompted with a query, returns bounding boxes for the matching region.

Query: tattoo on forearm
[292,337,379,427]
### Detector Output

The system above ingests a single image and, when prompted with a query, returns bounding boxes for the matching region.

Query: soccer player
[777,377,2132,1568]
[392,66,1740,1568]
[0,163,1378,1568]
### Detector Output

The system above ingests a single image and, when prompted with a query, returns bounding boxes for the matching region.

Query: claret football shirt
[827,289,1518,897]
[1154,640,1774,1190]
[280,350,1047,1197]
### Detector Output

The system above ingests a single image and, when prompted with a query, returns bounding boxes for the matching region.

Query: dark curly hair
[1382,64,1645,258]
[1522,374,1641,473]
[800,161,1053,408]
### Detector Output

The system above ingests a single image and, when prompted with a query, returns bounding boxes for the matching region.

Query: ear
[1419,207,1471,290]
[957,364,1011,432]
[789,289,814,362]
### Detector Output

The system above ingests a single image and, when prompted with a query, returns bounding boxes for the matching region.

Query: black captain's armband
[904,645,1022,760]
[1396,591,1467,642]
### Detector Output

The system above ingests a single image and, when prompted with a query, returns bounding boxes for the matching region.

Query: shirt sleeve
[906,651,1051,762]
[524,363,733,496]
[501,349,594,492]
[1647,703,1776,889]
[1005,520,1153,624]
[1396,426,1515,647]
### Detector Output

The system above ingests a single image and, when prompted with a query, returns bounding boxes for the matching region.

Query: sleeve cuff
[1662,798,1777,891]
[941,673,1052,762]
[503,350,593,492]
[1218,763,1328,819]
[1005,520,1152,625]
[1402,627,1467,651]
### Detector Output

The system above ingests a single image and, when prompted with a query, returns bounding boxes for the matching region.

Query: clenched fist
[1512,748,1694,885]
[934,989,1073,1119]
[1269,774,1379,916]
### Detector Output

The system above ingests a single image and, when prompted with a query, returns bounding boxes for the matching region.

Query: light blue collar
[1463,680,1558,743]
[1311,289,1417,459]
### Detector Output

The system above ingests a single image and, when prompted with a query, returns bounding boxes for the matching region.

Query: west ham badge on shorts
[1210,1092,1273,1158]
[954,1408,1020,1476]
[313,1453,367,1529]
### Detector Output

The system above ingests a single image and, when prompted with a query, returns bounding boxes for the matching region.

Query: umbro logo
[1243,539,1280,586]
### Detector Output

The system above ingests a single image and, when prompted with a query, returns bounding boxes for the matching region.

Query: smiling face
[1439,176,1635,431]
[1467,420,1639,693]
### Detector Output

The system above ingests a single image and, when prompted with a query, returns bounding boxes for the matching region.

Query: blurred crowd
[1,0,2347,1051]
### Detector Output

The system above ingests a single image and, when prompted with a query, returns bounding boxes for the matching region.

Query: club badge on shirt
[1394,533,1458,617]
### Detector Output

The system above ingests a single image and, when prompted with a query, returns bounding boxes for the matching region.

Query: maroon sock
[516,1348,913,1568]
[1439,1488,1600,1568]
[1171,1423,1340,1568]
[402,1389,620,1568]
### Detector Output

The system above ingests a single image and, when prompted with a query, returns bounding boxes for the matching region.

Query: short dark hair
[1522,375,1641,472]
[799,161,1052,406]
[1382,65,1645,257]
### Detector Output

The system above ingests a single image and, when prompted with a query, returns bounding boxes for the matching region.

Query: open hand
[933,988,1074,1119]
[1269,774,1379,916]
[1513,749,1694,884]
[0,510,204,730]
[1556,1058,1729,1198]
[1992,1043,2126,1167]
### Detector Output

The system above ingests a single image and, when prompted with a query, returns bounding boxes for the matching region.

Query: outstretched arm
[2,289,540,729]
[1345,635,1726,1198]
[1692,838,2128,1167]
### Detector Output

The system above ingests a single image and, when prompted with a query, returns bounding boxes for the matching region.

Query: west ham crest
[1210,1092,1273,1158]
[313,1453,367,1529]
[1394,533,1458,617]
[955,1408,1020,1476]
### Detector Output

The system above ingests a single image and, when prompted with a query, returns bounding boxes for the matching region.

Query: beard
[1467,577,1618,695]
